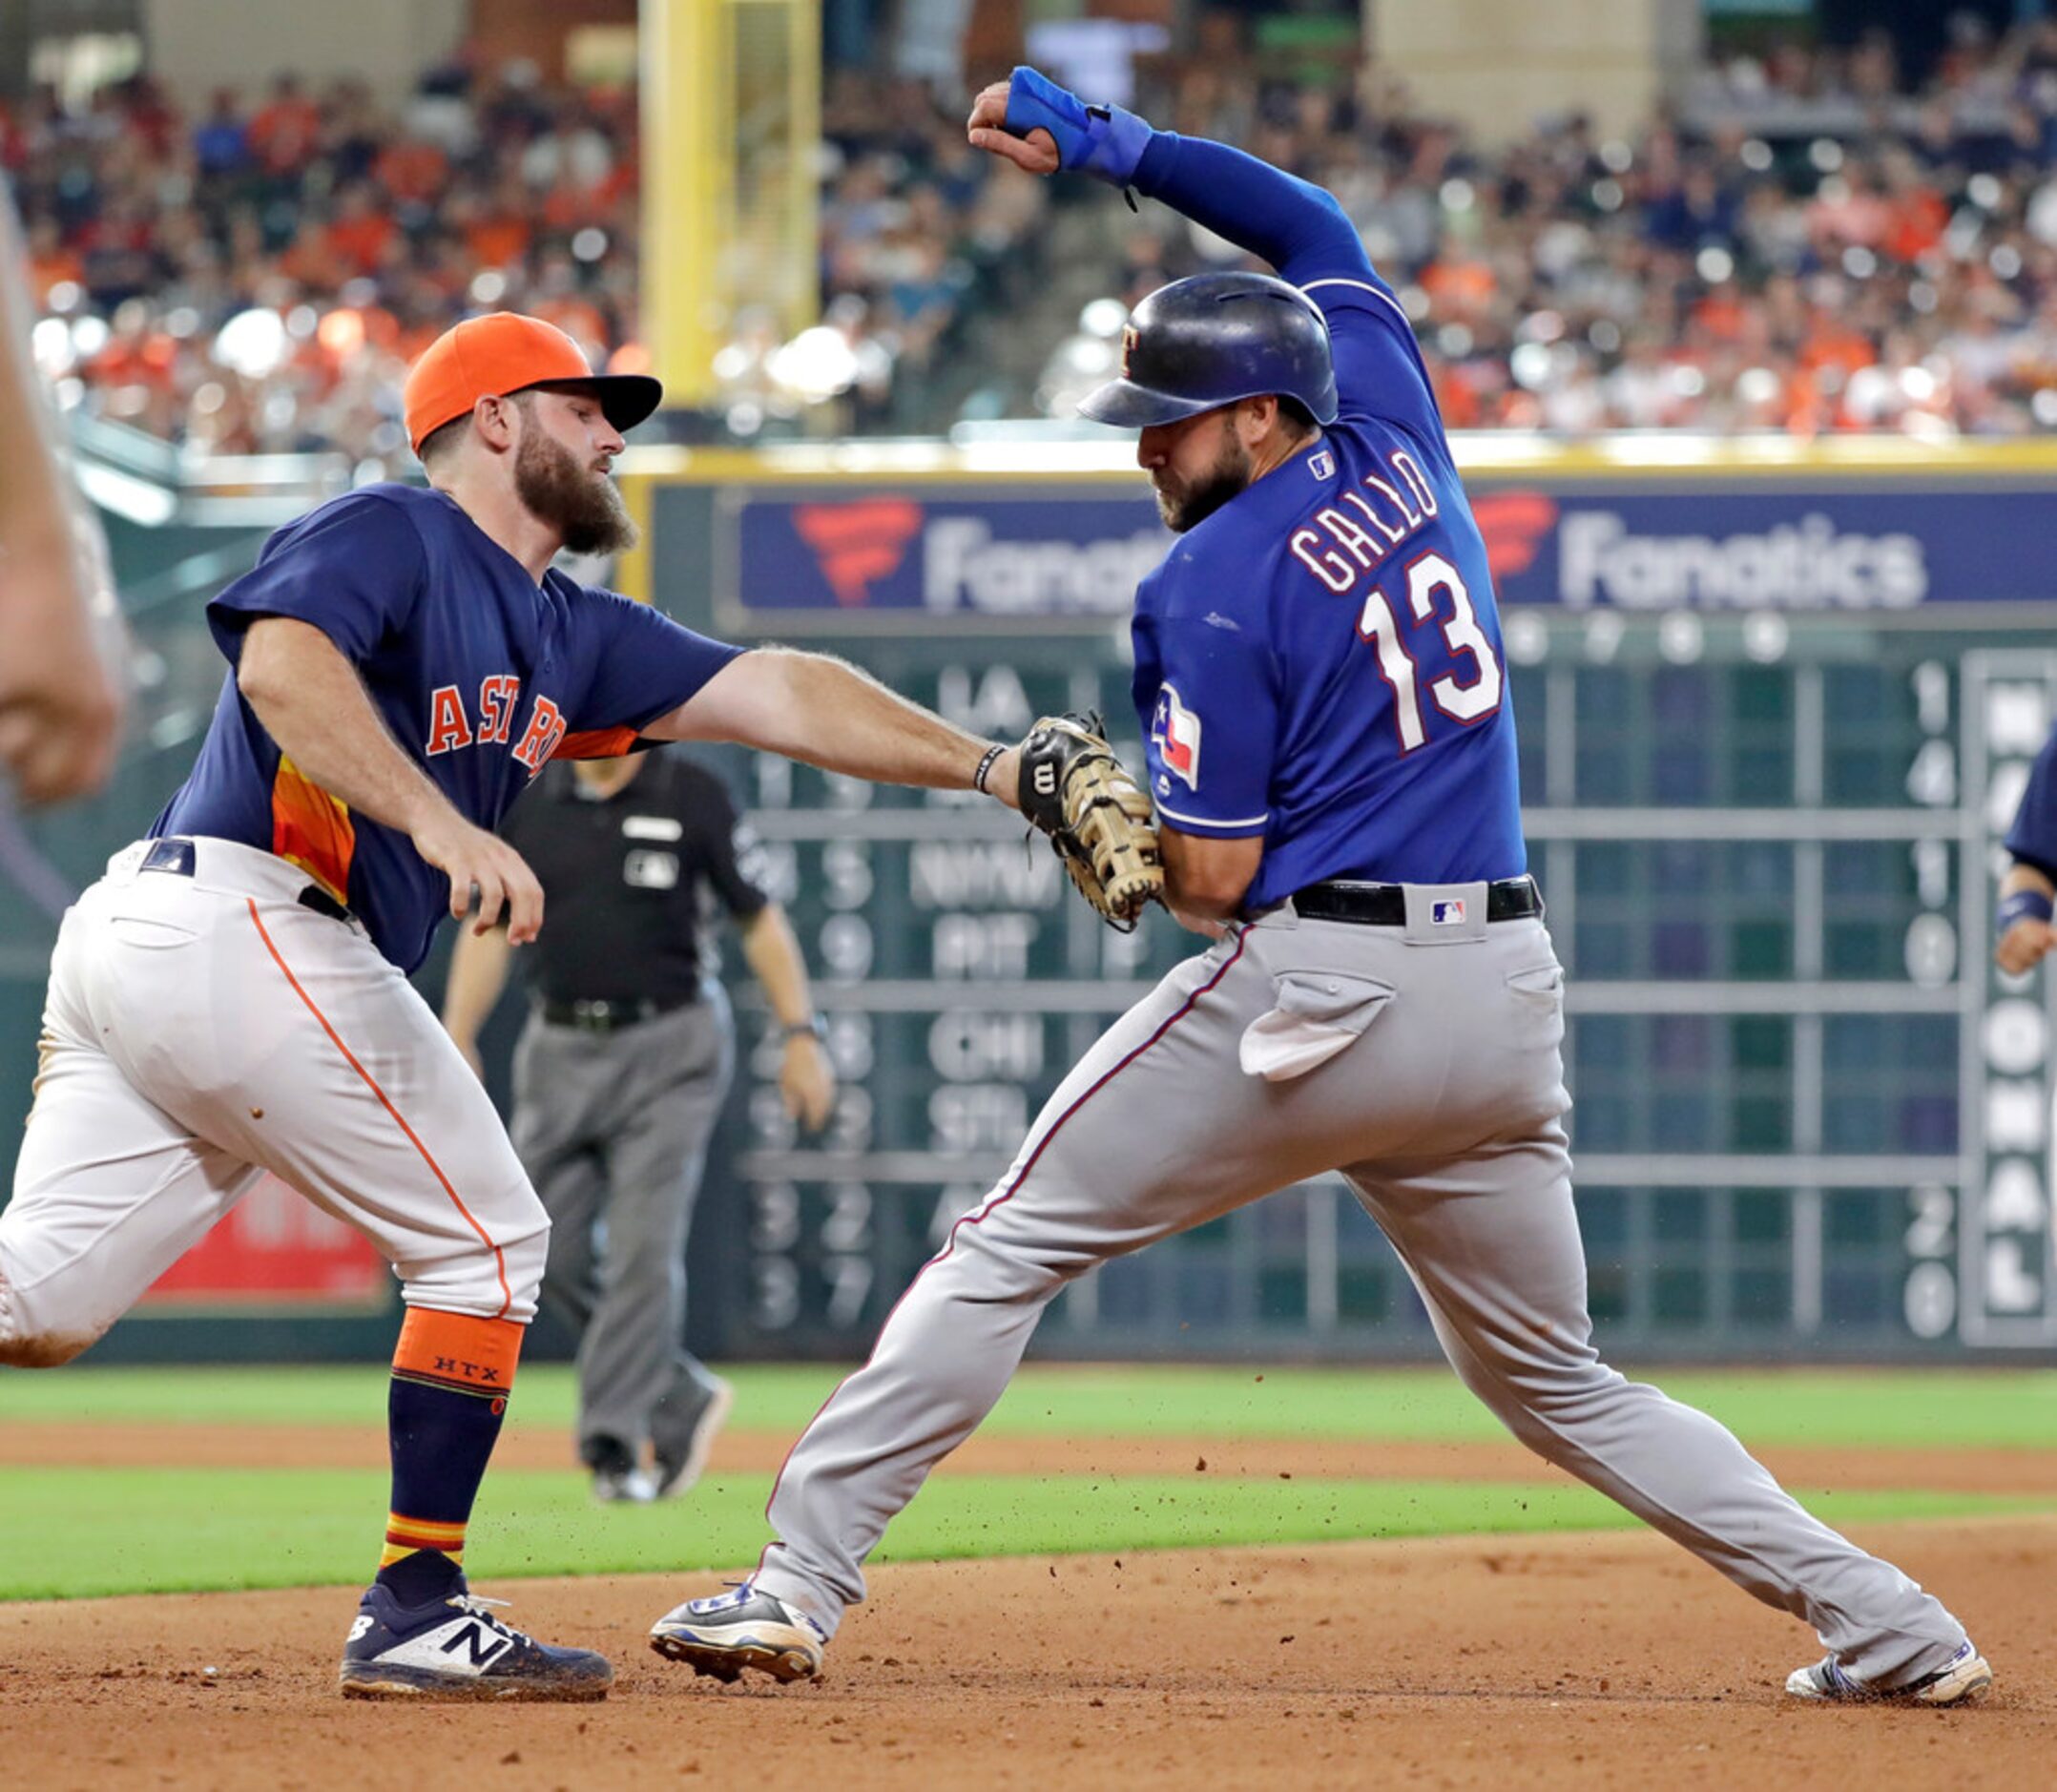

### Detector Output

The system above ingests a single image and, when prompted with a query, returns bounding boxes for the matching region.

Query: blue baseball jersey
[153,483,743,972]
[1127,138,1527,914]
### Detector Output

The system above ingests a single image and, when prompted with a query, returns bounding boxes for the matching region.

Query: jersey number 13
[1355,552,1504,752]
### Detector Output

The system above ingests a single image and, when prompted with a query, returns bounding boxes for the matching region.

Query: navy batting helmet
[1078,271,1339,428]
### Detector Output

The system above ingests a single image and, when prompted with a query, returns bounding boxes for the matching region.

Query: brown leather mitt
[1016,713,1165,930]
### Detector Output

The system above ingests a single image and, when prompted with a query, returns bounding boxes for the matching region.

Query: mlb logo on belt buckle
[1431,898,1466,927]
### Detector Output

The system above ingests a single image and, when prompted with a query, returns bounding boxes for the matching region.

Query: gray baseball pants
[511,984,733,1462]
[754,893,1969,1688]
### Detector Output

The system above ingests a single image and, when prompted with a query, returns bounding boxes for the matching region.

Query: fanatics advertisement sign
[728,490,1168,619]
[724,482,2057,619]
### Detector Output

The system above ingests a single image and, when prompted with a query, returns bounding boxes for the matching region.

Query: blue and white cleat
[339,1578,613,1701]
[1785,1639,1993,1707]
[649,1583,828,1683]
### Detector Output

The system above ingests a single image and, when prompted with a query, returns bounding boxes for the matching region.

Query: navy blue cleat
[649,1583,827,1683]
[339,1577,613,1701]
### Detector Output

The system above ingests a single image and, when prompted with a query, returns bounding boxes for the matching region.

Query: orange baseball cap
[402,312,663,451]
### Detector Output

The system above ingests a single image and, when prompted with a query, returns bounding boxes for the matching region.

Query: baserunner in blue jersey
[650,67,1993,1710]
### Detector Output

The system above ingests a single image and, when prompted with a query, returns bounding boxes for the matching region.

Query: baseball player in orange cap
[0,312,1027,1699]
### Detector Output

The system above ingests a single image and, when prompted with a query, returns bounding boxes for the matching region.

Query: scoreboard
[625,440,2057,1363]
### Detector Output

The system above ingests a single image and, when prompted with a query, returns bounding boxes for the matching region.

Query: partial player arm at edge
[1159,824,1263,935]
[1997,724,2057,973]
[0,190,126,802]
[237,616,545,941]
[442,922,514,1078]
[644,647,1021,810]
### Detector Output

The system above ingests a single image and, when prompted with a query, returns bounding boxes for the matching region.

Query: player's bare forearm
[0,201,80,564]
[0,193,125,802]
[651,648,1022,809]
[239,616,546,939]
[740,903,818,1031]
[239,618,458,834]
[741,902,837,1129]
[1160,825,1263,931]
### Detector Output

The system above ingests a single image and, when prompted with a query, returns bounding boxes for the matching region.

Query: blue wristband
[1996,888,2053,933]
[1005,66,1153,187]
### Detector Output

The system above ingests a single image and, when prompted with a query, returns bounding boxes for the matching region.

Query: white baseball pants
[0,838,548,1364]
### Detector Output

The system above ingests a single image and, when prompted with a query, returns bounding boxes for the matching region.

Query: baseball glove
[1017,713,1164,930]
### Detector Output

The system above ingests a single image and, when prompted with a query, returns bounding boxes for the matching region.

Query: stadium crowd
[0,53,1040,469]
[1075,16,2057,435]
[10,16,2057,457]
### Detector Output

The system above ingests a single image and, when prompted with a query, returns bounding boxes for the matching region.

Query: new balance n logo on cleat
[441,1620,515,1670]
[338,1578,612,1702]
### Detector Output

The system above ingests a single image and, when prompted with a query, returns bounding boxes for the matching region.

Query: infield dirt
[2,1508,2049,1790]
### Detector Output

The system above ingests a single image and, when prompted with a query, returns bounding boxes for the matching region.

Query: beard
[1153,428,1254,533]
[514,427,638,557]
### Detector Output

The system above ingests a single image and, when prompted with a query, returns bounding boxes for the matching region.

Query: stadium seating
[8,19,2057,458]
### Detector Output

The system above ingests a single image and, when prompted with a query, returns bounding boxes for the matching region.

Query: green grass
[7,1363,2057,1449]
[0,1465,2034,1603]
[5,1364,2054,1601]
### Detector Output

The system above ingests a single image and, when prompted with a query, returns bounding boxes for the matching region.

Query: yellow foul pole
[643,0,725,409]
[642,0,821,410]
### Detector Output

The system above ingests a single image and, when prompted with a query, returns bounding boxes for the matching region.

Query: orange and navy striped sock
[377,1306,524,1601]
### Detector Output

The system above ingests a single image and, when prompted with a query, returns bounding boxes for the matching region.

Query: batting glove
[1005,66,1153,188]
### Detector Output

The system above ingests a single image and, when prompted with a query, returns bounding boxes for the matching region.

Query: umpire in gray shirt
[444,746,834,1501]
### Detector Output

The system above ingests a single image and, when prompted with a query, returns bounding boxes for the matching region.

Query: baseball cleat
[1785,1639,1992,1707]
[653,1375,734,1500]
[648,1583,827,1683]
[592,1462,657,1503]
[586,1438,656,1504]
[339,1578,613,1701]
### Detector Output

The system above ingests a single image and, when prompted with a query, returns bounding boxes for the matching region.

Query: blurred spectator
[245,73,322,177]
[1049,14,2057,437]
[192,90,249,178]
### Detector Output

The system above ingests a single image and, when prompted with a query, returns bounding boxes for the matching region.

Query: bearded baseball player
[0,311,1027,1700]
[647,70,1993,1708]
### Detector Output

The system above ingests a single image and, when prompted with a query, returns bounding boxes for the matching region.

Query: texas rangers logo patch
[1152,684,1202,790]
[1431,899,1466,927]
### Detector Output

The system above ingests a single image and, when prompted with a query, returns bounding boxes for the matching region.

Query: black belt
[1292,875,1543,927]
[536,993,696,1034]
[141,836,352,923]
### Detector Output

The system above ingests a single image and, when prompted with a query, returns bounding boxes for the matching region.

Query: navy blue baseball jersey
[2005,725,2057,878]
[1126,136,1527,912]
[153,484,742,972]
